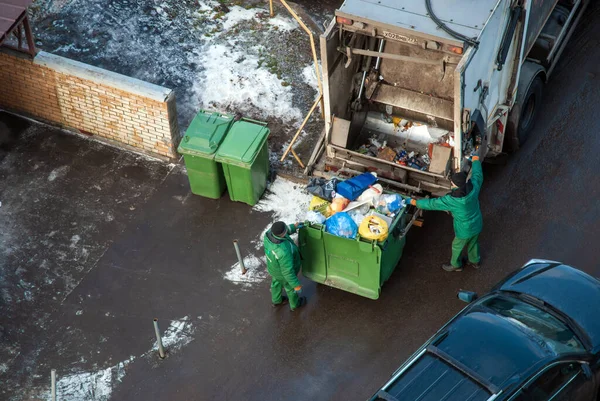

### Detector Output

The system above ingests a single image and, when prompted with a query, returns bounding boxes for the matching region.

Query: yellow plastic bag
[309,196,331,217]
[359,215,389,242]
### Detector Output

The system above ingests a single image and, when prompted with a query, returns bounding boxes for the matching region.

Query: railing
[270,0,324,168]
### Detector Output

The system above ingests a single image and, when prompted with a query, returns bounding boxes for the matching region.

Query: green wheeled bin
[215,119,270,206]
[178,110,234,199]
[299,198,412,300]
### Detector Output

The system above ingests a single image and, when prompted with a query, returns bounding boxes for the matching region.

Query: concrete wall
[0,51,180,159]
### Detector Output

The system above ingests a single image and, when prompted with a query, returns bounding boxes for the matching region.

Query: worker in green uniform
[408,154,483,272]
[263,221,307,310]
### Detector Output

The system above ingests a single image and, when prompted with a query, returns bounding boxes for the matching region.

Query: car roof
[437,310,556,389]
[498,262,600,350]
[379,352,492,401]
[376,309,556,401]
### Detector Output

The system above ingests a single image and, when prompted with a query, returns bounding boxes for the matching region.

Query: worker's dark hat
[451,172,467,187]
[271,221,287,237]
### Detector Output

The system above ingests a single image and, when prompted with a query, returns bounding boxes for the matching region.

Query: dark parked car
[371,260,600,401]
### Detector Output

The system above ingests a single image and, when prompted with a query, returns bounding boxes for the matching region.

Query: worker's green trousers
[271,278,300,309]
[451,235,480,267]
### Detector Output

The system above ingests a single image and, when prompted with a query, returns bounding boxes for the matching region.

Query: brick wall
[0,50,180,159]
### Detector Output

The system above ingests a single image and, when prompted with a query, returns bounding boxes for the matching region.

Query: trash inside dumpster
[298,172,416,300]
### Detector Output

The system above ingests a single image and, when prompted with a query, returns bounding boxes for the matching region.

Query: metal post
[233,240,247,275]
[269,0,274,17]
[51,369,56,401]
[153,319,166,359]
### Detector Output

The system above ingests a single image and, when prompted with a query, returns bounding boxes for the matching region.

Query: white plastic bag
[357,184,383,207]
[305,211,326,224]
[348,210,367,227]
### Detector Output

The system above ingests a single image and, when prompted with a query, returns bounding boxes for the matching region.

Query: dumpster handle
[398,208,423,241]
[240,117,269,127]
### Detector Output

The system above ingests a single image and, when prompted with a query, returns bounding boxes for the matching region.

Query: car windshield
[481,296,584,355]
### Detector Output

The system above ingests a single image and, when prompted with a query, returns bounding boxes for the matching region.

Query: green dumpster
[215,119,270,206]
[178,110,234,199]
[299,198,411,300]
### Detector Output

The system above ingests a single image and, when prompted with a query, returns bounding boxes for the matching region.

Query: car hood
[497,261,600,350]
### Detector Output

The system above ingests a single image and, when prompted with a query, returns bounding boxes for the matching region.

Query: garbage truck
[299,0,589,299]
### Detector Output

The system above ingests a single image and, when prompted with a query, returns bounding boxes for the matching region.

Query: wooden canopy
[0,0,35,57]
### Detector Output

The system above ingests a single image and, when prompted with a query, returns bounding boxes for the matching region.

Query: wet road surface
[1,1,600,400]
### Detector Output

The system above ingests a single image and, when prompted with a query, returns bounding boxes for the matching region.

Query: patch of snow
[76,310,83,316]
[302,62,323,94]
[31,318,195,399]
[220,6,259,31]
[153,316,195,352]
[268,14,299,31]
[224,254,269,288]
[0,363,8,373]
[54,43,85,53]
[254,177,312,229]
[44,356,135,401]
[198,1,217,12]
[195,44,302,123]
[70,235,81,248]
[48,166,70,182]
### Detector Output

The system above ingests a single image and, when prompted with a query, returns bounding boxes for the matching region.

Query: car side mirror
[582,363,593,380]
[457,290,478,303]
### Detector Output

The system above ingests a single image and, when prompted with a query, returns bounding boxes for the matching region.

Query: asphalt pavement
[1,1,599,400]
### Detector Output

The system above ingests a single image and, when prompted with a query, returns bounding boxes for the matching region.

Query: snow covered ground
[29,0,332,168]
[34,317,195,401]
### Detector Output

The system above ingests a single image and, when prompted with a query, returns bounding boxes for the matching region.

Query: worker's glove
[294,286,303,295]
[295,222,305,229]
[406,198,417,207]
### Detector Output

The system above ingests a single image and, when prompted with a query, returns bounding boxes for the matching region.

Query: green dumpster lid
[178,110,234,156]
[215,120,270,166]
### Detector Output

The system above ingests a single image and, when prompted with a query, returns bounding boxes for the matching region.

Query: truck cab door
[458,0,526,160]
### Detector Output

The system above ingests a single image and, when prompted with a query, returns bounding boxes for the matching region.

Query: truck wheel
[517,77,544,145]
[507,76,544,150]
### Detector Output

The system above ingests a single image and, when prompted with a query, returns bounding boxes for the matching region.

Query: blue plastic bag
[335,173,377,201]
[325,212,358,239]
[376,194,404,216]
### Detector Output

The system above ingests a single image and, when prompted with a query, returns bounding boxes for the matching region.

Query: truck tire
[507,77,544,150]
[506,61,546,151]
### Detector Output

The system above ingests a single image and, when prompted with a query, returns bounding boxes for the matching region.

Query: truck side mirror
[457,290,478,303]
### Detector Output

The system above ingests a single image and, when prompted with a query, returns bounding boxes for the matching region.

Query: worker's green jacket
[416,160,483,239]
[263,224,302,288]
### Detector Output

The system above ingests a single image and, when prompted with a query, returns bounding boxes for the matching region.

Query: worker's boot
[291,296,307,311]
[442,263,463,272]
[466,261,481,269]
[272,296,289,307]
